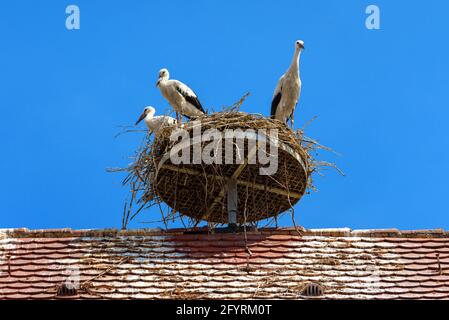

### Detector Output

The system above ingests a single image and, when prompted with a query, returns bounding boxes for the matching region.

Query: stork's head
[135,106,155,125]
[156,68,169,87]
[295,40,305,50]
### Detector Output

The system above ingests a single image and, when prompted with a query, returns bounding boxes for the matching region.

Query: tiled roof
[1,227,449,300]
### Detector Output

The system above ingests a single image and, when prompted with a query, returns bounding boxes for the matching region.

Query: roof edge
[1,227,448,239]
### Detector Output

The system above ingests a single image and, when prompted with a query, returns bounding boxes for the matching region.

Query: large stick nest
[119,110,329,227]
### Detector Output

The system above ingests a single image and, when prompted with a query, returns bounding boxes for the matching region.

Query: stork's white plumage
[135,106,177,134]
[271,40,304,127]
[156,68,205,121]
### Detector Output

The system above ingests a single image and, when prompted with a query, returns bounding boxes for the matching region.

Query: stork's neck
[289,48,301,73]
[158,77,169,88]
[144,109,155,123]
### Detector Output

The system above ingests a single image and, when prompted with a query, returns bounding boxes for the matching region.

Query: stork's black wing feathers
[185,94,205,113]
[270,91,282,118]
[175,85,205,113]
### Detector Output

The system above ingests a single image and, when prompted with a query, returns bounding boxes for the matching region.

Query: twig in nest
[243,185,252,256]
[114,125,147,139]
[283,161,304,237]
[223,92,251,112]
[314,161,345,176]
[303,135,341,156]
[301,115,318,131]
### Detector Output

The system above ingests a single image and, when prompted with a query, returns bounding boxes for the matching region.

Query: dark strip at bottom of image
[0,299,440,318]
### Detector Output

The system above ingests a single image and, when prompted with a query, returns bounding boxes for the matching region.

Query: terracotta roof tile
[1,227,449,299]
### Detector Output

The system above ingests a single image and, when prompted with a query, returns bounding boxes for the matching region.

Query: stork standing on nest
[156,68,205,122]
[135,106,177,134]
[271,40,305,127]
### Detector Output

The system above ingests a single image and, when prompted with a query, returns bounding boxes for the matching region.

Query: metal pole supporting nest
[226,179,238,232]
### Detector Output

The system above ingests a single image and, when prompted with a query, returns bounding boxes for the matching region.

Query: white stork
[271,40,305,127]
[135,106,177,134]
[156,68,205,121]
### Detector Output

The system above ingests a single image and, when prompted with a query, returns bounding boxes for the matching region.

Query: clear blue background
[0,1,448,230]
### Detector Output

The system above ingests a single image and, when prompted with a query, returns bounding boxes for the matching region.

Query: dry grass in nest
[111,95,341,229]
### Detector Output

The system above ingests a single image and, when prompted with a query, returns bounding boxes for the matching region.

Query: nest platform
[143,112,311,224]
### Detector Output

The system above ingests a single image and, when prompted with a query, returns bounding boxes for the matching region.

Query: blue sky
[0,1,448,230]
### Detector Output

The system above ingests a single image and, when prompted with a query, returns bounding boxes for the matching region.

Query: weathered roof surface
[1,227,449,300]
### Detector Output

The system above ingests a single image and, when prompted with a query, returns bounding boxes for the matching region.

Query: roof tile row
[1,227,449,299]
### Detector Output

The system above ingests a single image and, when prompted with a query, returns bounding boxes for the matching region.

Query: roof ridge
[0,227,448,239]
